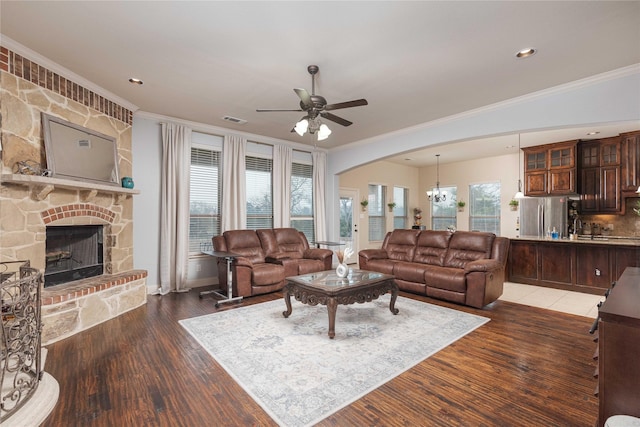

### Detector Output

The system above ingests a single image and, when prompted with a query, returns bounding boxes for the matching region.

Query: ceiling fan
[256,65,368,139]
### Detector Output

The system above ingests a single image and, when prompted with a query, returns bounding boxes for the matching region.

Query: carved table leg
[326,297,338,339]
[282,284,293,318]
[389,284,399,315]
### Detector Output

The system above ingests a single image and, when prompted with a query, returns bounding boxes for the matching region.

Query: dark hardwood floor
[41,288,598,426]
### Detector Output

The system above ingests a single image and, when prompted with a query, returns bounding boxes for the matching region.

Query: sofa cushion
[251,262,285,286]
[223,230,266,264]
[423,265,467,293]
[393,261,433,283]
[443,231,495,269]
[385,229,420,261]
[413,230,451,266]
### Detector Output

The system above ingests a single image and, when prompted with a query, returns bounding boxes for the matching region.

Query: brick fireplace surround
[1,45,147,345]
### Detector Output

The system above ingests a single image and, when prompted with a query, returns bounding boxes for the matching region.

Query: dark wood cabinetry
[508,239,640,293]
[620,130,640,194]
[596,267,640,426]
[523,141,576,196]
[579,137,621,213]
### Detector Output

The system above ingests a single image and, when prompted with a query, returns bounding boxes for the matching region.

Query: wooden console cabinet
[596,267,640,426]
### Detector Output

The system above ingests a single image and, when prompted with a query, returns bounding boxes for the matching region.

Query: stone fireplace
[1,45,147,345]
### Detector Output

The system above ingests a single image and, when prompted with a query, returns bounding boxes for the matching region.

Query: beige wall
[339,160,420,250]
[340,152,522,252]
[418,152,521,238]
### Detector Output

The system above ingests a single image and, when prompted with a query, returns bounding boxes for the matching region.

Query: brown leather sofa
[212,228,333,297]
[358,229,510,308]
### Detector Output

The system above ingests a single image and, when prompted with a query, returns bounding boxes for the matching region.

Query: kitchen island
[508,236,640,294]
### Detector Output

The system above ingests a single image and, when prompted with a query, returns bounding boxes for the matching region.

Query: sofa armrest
[302,248,333,261]
[266,253,291,262]
[464,258,502,273]
[358,249,389,261]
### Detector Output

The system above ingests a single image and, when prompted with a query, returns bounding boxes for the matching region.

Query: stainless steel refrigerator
[519,196,570,239]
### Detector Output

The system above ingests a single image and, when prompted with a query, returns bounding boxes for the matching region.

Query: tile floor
[500,282,605,318]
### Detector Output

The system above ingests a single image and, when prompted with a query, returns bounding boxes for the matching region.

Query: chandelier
[514,134,524,199]
[426,154,446,202]
[294,117,332,141]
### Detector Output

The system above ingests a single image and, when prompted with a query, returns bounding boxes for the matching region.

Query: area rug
[179,295,489,427]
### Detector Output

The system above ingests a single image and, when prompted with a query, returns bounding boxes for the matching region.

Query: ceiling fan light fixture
[317,124,332,141]
[294,119,308,136]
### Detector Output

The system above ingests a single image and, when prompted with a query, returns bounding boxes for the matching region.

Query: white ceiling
[2,1,640,166]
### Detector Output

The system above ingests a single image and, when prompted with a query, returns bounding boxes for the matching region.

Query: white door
[339,189,359,265]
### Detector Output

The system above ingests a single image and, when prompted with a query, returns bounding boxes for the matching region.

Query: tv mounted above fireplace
[41,112,120,186]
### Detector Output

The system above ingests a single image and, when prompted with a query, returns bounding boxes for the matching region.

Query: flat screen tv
[41,113,120,186]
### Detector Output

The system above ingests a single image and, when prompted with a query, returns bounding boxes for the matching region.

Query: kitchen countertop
[513,235,640,246]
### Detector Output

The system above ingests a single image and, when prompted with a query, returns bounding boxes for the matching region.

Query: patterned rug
[179,295,489,427]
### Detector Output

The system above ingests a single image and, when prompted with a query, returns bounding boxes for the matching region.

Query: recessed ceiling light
[586,131,600,136]
[516,48,537,59]
[128,78,143,85]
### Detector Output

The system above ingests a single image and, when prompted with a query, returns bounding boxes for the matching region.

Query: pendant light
[426,154,446,202]
[514,134,524,199]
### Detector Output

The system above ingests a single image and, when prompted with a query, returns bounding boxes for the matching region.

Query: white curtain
[222,134,247,232]
[158,123,191,294]
[312,151,327,241]
[273,145,292,227]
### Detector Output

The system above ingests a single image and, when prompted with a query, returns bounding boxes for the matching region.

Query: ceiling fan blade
[321,112,353,127]
[324,99,368,111]
[256,108,303,112]
[294,88,313,109]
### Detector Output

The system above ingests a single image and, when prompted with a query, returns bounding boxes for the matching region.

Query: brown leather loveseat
[212,228,333,298]
[358,229,510,308]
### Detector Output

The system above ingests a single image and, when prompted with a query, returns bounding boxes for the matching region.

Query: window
[291,162,314,243]
[189,146,221,252]
[431,186,457,230]
[246,155,273,229]
[469,182,501,234]
[392,186,408,230]
[368,184,386,241]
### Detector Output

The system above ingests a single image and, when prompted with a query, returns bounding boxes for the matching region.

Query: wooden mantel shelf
[1,174,139,202]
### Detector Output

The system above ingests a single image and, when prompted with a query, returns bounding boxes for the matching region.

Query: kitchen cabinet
[620,130,640,193]
[579,137,621,214]
[507,238,640,294]
[523,140,576,196]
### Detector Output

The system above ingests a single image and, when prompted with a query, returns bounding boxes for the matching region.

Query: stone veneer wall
[1,45,146,344]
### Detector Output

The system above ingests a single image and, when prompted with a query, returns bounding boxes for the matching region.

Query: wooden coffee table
[282,269,399,339]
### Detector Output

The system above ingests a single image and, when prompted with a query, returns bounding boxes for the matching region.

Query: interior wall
[340,152,522,251]
[418,152,521,238]
[339,160,420,250]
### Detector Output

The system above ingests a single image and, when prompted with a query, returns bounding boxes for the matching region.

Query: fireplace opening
[45,225,104,287]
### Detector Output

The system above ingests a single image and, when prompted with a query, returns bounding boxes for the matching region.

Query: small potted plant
[360,199,369,212]
[387,202,396,212]
[456,200,466,212]
[509,199,519,211]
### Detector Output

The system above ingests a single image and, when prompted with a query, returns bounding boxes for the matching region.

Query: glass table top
[290,269,391,288]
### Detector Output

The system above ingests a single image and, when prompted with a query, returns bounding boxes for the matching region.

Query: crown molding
[1,34,138,112]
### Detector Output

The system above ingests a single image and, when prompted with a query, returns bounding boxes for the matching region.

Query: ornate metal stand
[1,260,42,423]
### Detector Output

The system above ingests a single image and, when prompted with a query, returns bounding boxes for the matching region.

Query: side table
[199,250,243,308]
